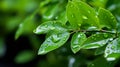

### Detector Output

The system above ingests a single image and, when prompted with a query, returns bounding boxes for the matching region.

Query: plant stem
[70,30,116,34]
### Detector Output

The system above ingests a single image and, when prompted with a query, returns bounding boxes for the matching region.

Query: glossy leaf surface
[71,32,87,53]
[38,32,70,55]
[98,8,117,30]
[66,1,100,29]
[81,33,114,49]
[34,21,67,34]
[104,37,120,61]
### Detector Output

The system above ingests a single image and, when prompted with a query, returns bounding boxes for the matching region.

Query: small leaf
[81,33,114,49]
[38,32,70,55]
[34,21,67,34]
[98,7,117,30]
[66,1,100,29]
[14,50,35,64]
[71,32,87,53]
[104,37,120,61]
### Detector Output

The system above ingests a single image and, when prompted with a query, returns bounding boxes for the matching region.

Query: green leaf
[42,4,59,20]
[66,1,100,29]
[15,15,37,39]
[14,50,35,64]
[38,32,70,55]
[56,11,67,25]
[34,21,67,34]
[81,33,114,49]
[98,7,117,30]
[104,37,120,61]
[71,32,87,53]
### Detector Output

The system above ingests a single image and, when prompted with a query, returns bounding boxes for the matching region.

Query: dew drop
[106,50,110,54]
[77,34,81,38]
[82,15,88,19]
[52,34,60,43]
[111,46,115,50]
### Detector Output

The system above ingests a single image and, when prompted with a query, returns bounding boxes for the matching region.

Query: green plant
[12,0,120,66]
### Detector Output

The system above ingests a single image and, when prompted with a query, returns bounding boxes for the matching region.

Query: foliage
[1,0,120,67]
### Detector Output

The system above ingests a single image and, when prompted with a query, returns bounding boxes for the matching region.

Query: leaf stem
[70,30,116,34]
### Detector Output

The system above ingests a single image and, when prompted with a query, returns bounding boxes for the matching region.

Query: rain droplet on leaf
[52,34,60,43]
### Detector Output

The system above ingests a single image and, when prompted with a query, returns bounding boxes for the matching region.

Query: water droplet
[82,15,88,19]
[106,50,110,54]
[111,46,115,50]
[52,34,60,43]
[77,34,81,38]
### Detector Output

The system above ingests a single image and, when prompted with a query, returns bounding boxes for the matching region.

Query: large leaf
[104,37,120,61]
[71,32,87,53]
[66,1,100,29]
[98,8,117,30]
[81,33,114,49]
[34,21,67,34]
[38,32,70,55]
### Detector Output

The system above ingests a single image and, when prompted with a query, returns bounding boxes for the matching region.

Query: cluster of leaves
[33,0,120,62]
[9,0,120,66]
[1,0,120,67]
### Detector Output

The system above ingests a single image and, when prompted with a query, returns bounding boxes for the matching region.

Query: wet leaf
[66,1,100,29]
[71,32,87,53]
[98,7,117,30]
[43,4,59,20]
[81,33,114,49]
[104,37,120,61]
[34,21,67,34]
[38,32,70,55]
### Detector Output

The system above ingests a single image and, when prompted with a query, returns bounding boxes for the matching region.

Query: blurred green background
[0,0,120,67]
